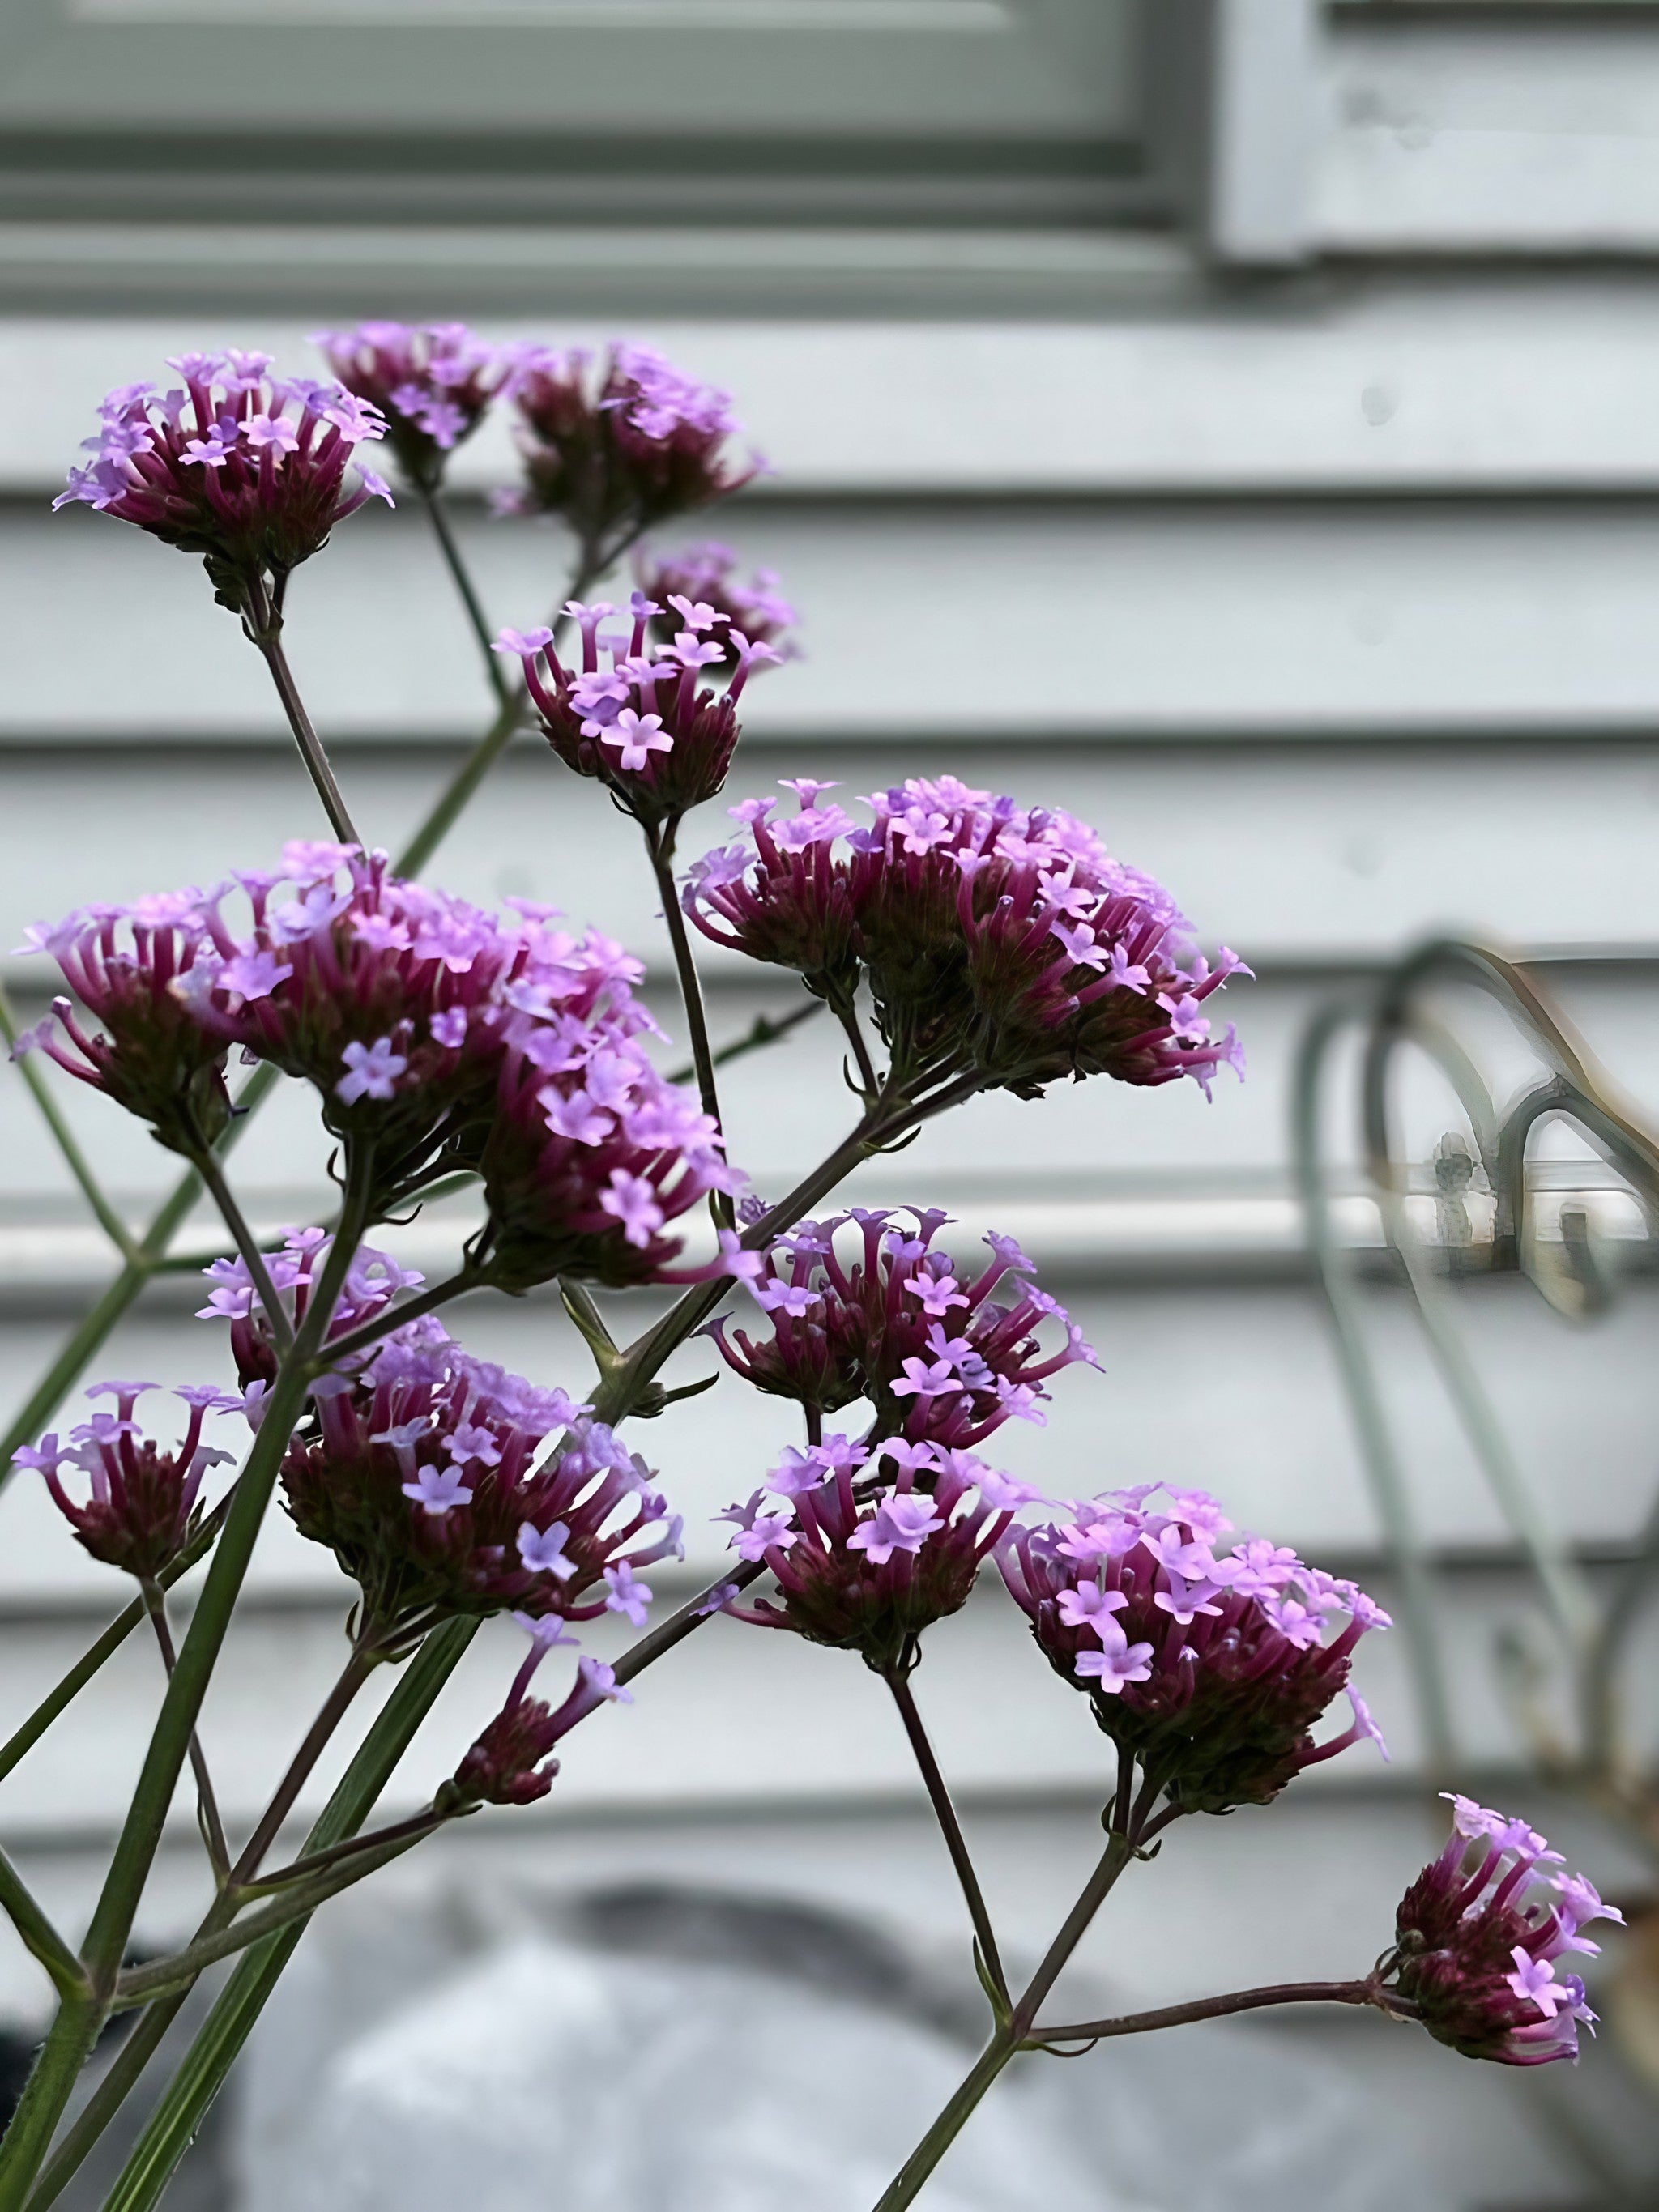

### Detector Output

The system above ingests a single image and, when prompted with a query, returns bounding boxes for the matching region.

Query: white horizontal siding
[1320,11,1659,253]
[20,497,1659,742]
[15,284,1659,495]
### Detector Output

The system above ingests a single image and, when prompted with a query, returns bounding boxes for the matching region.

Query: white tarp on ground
[234,1886,1439,2212]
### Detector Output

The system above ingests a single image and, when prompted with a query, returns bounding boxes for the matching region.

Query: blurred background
[4,0,1659,2204]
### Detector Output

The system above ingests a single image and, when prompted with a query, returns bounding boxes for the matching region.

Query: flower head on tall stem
[684,779,1249,1101]
[495,587,779,829]
[706,1206,1096,1444]
[12,1380,240,1580]
[272,1316,680,1645]
[1381,1798,1616,2066]
[633,539,798,671]
[1000,1484,1390,1814]
[13,895,234,1153]
[493,343,761,567]
[720,1435,1029,1674]
[312,322,508,490]
[53,353,390,614]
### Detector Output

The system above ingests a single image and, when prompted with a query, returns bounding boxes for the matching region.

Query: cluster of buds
[496,595,781,829]
[13,895,234,1155]
[312,321,508,489]
[449,1622,633,1808]
[719,1434,1036,1675]
[1000,1484,1389,1814]
[53,352,390,614]
[11,1381,238,1581]
[707,1207,1095,1445]
[684,778,1248,1099]
[22,845,744,1288]
[1388,1798,1616,2067]
[274,1316,680,1643]
[198,1225,427,1400]
[633,541,797,672]
[493,343,760,562]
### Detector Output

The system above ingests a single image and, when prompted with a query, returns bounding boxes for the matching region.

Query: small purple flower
[603,1559,654,1626]
[336,1035,409,1104]
[1073,1618,1156,1694]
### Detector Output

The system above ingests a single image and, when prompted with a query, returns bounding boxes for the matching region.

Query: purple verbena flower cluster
[1392,1798,1618,2067]
[684,778,1249,1099]
[633,540,798,670]
[53,352,390,613]
[493,343,760,562]
[707,1207,1094,1446]
[495,591,780,828]
[720,1434,1036,1674]
[22,845,743,1287]
[11,895,234,1154]
[12,1381,238,1580]
[274,1315,680,1643]
[1000,1484,1389,1813]
[313,322,508,488]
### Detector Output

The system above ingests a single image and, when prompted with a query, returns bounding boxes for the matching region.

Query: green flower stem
[138,1581,231,1886]
[316,1264,484,1371]
[673,999,823,1085]
[236,1805,452,1894]
[0,1157,374,2209]
[0,985,137,1263]
[872,2033,1019,2212]
[0,1993,103,2206]
[110,1827,433,2010]
[0,1848,86,2001]
[415,484,509,704]
[0,1059,281,1484]
[885,1669,1007,2010]
[225,1647,377,1889]
[244,579,360,850]
[1026,1978,1400,2049]
[393,552,600,883]
[28,1620,478,2212]
[646,825,723,1136]
[180,1139,293,1351]
[873,1835,1135,2212]
[0,1508,228,1794]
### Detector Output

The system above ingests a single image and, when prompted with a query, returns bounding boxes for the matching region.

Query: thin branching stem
[0,984,137,1260]
[885,1666,1008,2009]
[139,1581,231,1885]
[244,581,360,847]
[415,483,508,701]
